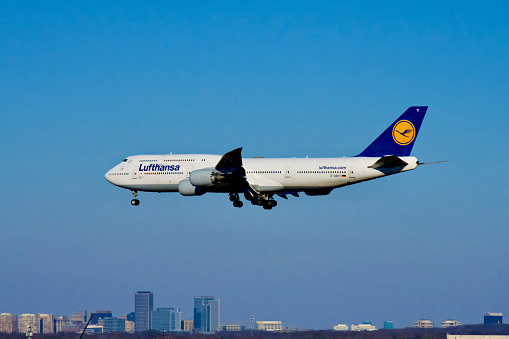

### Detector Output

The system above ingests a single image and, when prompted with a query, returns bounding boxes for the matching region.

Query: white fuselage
[105,154,419,194]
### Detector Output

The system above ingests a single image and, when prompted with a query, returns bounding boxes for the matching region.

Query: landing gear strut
[131,191,140,206]
[248,193,277,210]
[229,193,243,208]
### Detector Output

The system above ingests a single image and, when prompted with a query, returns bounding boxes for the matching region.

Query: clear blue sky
[1,1,509,330]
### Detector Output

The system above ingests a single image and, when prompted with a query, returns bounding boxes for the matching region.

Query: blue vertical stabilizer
[357,106,427,157]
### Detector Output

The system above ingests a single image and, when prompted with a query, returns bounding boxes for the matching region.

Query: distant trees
[2,324,509,339]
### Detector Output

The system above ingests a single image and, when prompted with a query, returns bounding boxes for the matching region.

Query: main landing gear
[229,193,244,208]
[131,190,140,206]
[242,192,278,210]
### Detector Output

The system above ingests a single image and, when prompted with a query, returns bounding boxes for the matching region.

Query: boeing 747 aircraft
[105,106,429,209]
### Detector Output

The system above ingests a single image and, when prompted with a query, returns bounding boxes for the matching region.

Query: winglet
[357,106,427,157]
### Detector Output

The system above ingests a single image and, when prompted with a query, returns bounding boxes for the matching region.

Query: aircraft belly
[117,183,179,192]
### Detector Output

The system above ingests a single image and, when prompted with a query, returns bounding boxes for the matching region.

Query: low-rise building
[221,324,245,331]
[255,321,283,331]
[384,321,393,329]
[182,319,193,331]
[98,317,125,332]
[484,313,503,325]
[414,319,434,328]
[333,324,349,331]
[351,322,376,331]
[441,320,462,328]
[84,325,103,334]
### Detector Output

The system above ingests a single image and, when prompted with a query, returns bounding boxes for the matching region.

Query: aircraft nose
[105,169,114,184]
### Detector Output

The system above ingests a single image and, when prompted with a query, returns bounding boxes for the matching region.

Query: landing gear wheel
[130,190,139,205]
[263,203,272,210]
[233,201,243,208]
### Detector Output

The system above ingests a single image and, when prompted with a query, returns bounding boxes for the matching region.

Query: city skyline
[1,293,503,332]
[2,1,509,330]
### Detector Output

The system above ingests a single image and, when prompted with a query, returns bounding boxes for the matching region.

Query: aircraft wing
[211,148,259,197]
[215,147,244,173]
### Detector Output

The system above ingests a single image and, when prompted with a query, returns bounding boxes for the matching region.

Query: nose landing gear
[131,191,140,206]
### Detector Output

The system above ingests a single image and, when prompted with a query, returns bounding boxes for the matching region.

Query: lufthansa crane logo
[392,120,416,145]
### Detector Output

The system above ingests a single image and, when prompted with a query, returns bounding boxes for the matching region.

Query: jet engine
[189,167,225,186]
[178,179,205,196]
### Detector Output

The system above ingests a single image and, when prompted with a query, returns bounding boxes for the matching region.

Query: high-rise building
[38,314,54,334]
[0,313,17,333]
[194,296,210,330]
[193,296,220,332]
[18,314,38,334]
[135,291,153,332]
[484,313,503,325]
[151,308,181,331]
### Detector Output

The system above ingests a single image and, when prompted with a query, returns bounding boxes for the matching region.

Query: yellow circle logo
[392,120,416,145]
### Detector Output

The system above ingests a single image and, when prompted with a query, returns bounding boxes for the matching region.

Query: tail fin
[357,106,427,157]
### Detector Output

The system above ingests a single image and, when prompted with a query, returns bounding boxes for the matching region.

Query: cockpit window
[123,159,128,162]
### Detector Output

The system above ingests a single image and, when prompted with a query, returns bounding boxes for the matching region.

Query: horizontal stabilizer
[368,155,408,169]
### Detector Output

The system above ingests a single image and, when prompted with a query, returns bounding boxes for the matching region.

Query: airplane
[105,106,430,209]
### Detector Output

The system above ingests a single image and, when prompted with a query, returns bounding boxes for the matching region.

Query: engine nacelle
[189,167,225,186]
[178,179,205,196]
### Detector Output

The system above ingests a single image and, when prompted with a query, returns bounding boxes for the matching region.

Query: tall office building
[135,291,153,332]
[193,296,220,332]
[0,313,17,333]
[151,308,181,331]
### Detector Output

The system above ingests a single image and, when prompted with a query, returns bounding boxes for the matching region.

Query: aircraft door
[348,167,355,178]
[185,165,194,179]
[129,160,138,179]
[285,167,291,178]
